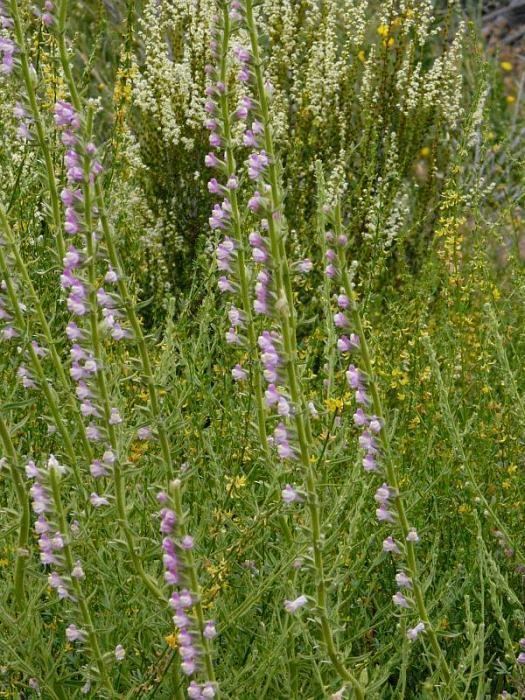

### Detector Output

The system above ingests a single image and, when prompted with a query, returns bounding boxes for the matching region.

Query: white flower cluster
[133,0,215,151]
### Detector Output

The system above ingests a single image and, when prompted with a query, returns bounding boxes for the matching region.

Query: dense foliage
[0,0,524,698]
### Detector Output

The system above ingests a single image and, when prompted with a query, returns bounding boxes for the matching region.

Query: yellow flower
[165,633,178,649]
[225,475,247,496]
[324,397,344,413]
[408,416,421,429]
[506,95,516,105]
[358,50,366,62]
[377,24,389,37]
[420,146,430,158]
[500,61,513,72]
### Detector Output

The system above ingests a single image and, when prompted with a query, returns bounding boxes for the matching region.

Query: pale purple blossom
[65,624,86,643]
[282,484,302,504]
[407,622,425,641]
[284,595,308,614]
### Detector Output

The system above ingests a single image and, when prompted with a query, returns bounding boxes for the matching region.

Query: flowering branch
[205,1,367,693]
[0,203,87,492]
[329,200,458,697]
[8,0,65,260]
[29,456,114,695]
[0,416,30,608]
[0,200,94,463]
[54,8,217,693]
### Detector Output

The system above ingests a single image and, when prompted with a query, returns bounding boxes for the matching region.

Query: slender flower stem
[0,214,85,492]
[0,416,30,609]
[52,18,164,601]
[333,202,458,697]
[0,202,93,462]
[48,467,114,696]
[82,113,164,604]
[55,5,217,687]
[8,0,65,260]
[56,0,211,636]
[243,3,364,694]
[57,0,172,491]
[218,3,269,456]
[54,6,167,602]
[170,483,217,686]
[315,163,337,399]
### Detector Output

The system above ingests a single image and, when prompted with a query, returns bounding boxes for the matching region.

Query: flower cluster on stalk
[205,3,310,481]
[157,490,217,699]
[54,100,149,491]
[27,455,87,635]
[324,218,425,641]
[0,1,15,75]
[0,276,19,341]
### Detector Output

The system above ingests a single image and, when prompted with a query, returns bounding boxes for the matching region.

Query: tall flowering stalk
[316,162,338,400]
[158,483,217,698]
[50,91,164,602]
[0,416,30,608]
[27,455,114,695]
[207,1,364,694]
[0,201,94,466]
[53,1,217,691]
[0,204,89,492]
[207,4,297,549]
[206,1,269,457]
[327,201,459,696]
[7,0,65,260]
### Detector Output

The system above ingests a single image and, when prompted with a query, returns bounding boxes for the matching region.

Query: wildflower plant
[1,0,525,697]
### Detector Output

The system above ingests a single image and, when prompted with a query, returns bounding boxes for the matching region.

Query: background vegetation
[0,0,524,697]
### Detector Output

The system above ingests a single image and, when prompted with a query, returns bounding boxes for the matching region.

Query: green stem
[0,417,30,609]
[0,207,85,493]
[333,202,457,697]
[243,3,364,695]
[9,0,65,260]
[0,203,93,461]
[81,113,164,604]
[316,163,336,400]
[57,1,216,682]
[48,467,114,695]
[218,4,269,457]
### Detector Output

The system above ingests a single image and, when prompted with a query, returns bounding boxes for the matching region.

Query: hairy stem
[0,416,30,609]
[333,202,457,696]
[48,467,114,695]
[9,0,65,260]
[243,2,365,694]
